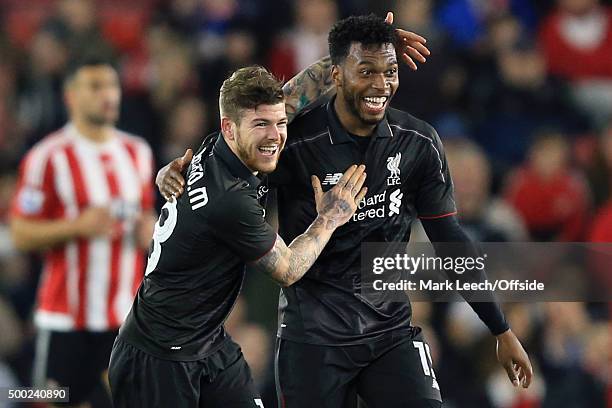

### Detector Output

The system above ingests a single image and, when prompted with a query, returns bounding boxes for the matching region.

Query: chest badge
[386,152,402,186]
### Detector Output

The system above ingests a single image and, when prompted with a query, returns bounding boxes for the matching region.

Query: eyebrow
[250,117,288,123]
[357,59,399,66]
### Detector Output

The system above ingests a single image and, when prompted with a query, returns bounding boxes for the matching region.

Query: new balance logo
[389,188,403,216]
[322,173,343,185]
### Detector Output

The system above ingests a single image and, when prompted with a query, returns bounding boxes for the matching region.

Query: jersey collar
[326,97,393,145]
[213,133,261,189]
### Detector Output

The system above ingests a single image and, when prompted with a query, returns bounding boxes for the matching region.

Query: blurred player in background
[9,56,156,407]
[160,13,533,408]
[109,66,367,407]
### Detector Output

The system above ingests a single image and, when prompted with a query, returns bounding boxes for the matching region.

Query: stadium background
[0,0,611,406]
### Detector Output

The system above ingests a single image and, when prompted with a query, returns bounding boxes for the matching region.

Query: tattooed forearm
[255,239,284,274]
[251,215,335,287]
[283,56,334,123]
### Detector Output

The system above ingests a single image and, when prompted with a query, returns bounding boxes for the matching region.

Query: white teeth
[364,97,387,103]
[258,145,278,155]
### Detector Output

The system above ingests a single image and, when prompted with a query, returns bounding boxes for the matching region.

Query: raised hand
[385,11,431,70]
[311,164,368,229]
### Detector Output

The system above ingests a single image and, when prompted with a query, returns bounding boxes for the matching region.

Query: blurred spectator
[470,26,587,168]
[586,198,612,300]
[200,25,258,113]
[268,0,337,79]
[150,43,199,115]
[16,29,68,147]
[43,0,115,61]
[161,96,209,164]
[538,302,608,407]
[155,0,203,39]
[0,32,20,157]
[120,36,200,166]
[445,139,528,241]
[504,131,591,241]
[391,0,465,123]
[539,0,612,80]
[0,296,22,399]
[436,0,538,49]
[156,0,250,60]
[585,123,612,207]
[539,0,612,126]
[225,296,271,387]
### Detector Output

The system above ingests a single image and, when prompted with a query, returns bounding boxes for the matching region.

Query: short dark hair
[328,14,397,65]
[219,66,285,123]
[64,55,117,85]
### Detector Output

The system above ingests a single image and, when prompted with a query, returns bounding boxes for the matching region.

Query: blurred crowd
[0,0,611,407]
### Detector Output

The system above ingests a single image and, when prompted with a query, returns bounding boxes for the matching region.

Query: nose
[267,125,282,141]
[371,73,388,91]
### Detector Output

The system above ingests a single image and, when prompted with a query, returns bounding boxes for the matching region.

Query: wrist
[313,215,339,232]
[496,328,513,340]
[69,219,83,238]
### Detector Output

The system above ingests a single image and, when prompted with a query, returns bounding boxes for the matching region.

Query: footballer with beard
[108,66,369,407]
[157,14,532,408]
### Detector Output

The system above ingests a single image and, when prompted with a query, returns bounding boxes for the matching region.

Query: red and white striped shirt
[11,124,154,332]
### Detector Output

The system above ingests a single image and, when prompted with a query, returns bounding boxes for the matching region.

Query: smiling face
[222,102,287,174]
[333,42,399,134]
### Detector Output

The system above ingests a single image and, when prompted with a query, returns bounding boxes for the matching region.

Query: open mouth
[362,96,389,114]
[257,145,279,156]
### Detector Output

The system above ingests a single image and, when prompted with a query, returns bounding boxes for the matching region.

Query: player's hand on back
[384,11,431,70]
[311,164,368,228]
[496,329,534,388]
[156,149,192,201]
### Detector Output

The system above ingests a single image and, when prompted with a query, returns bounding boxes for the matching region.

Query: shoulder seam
[389,124,445,183]
[24,132,71,187]
[285,128,331,149]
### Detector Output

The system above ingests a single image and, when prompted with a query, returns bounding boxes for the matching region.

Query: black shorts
[275,327,442,408]
[109,337,264,408]
[33,329,117,406]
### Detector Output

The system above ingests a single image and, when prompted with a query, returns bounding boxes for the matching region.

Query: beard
[234,134,256,169]
[84,110,118,127]
[233,129,281,174]
[342,85,383,126]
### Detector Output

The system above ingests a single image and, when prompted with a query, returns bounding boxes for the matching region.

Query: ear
[221,117,235,141]
[63,87,73,111]
[331,65,342,88]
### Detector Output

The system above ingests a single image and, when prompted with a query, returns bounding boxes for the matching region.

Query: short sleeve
[10,149,60,220]
[415,126,457,219]
[208,190,278,262]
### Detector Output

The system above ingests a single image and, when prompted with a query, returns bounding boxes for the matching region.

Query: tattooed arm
[251,165,368,286]
[283,56,334,124]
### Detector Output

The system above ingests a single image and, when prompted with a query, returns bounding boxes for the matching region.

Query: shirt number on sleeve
[145,199,178,275]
